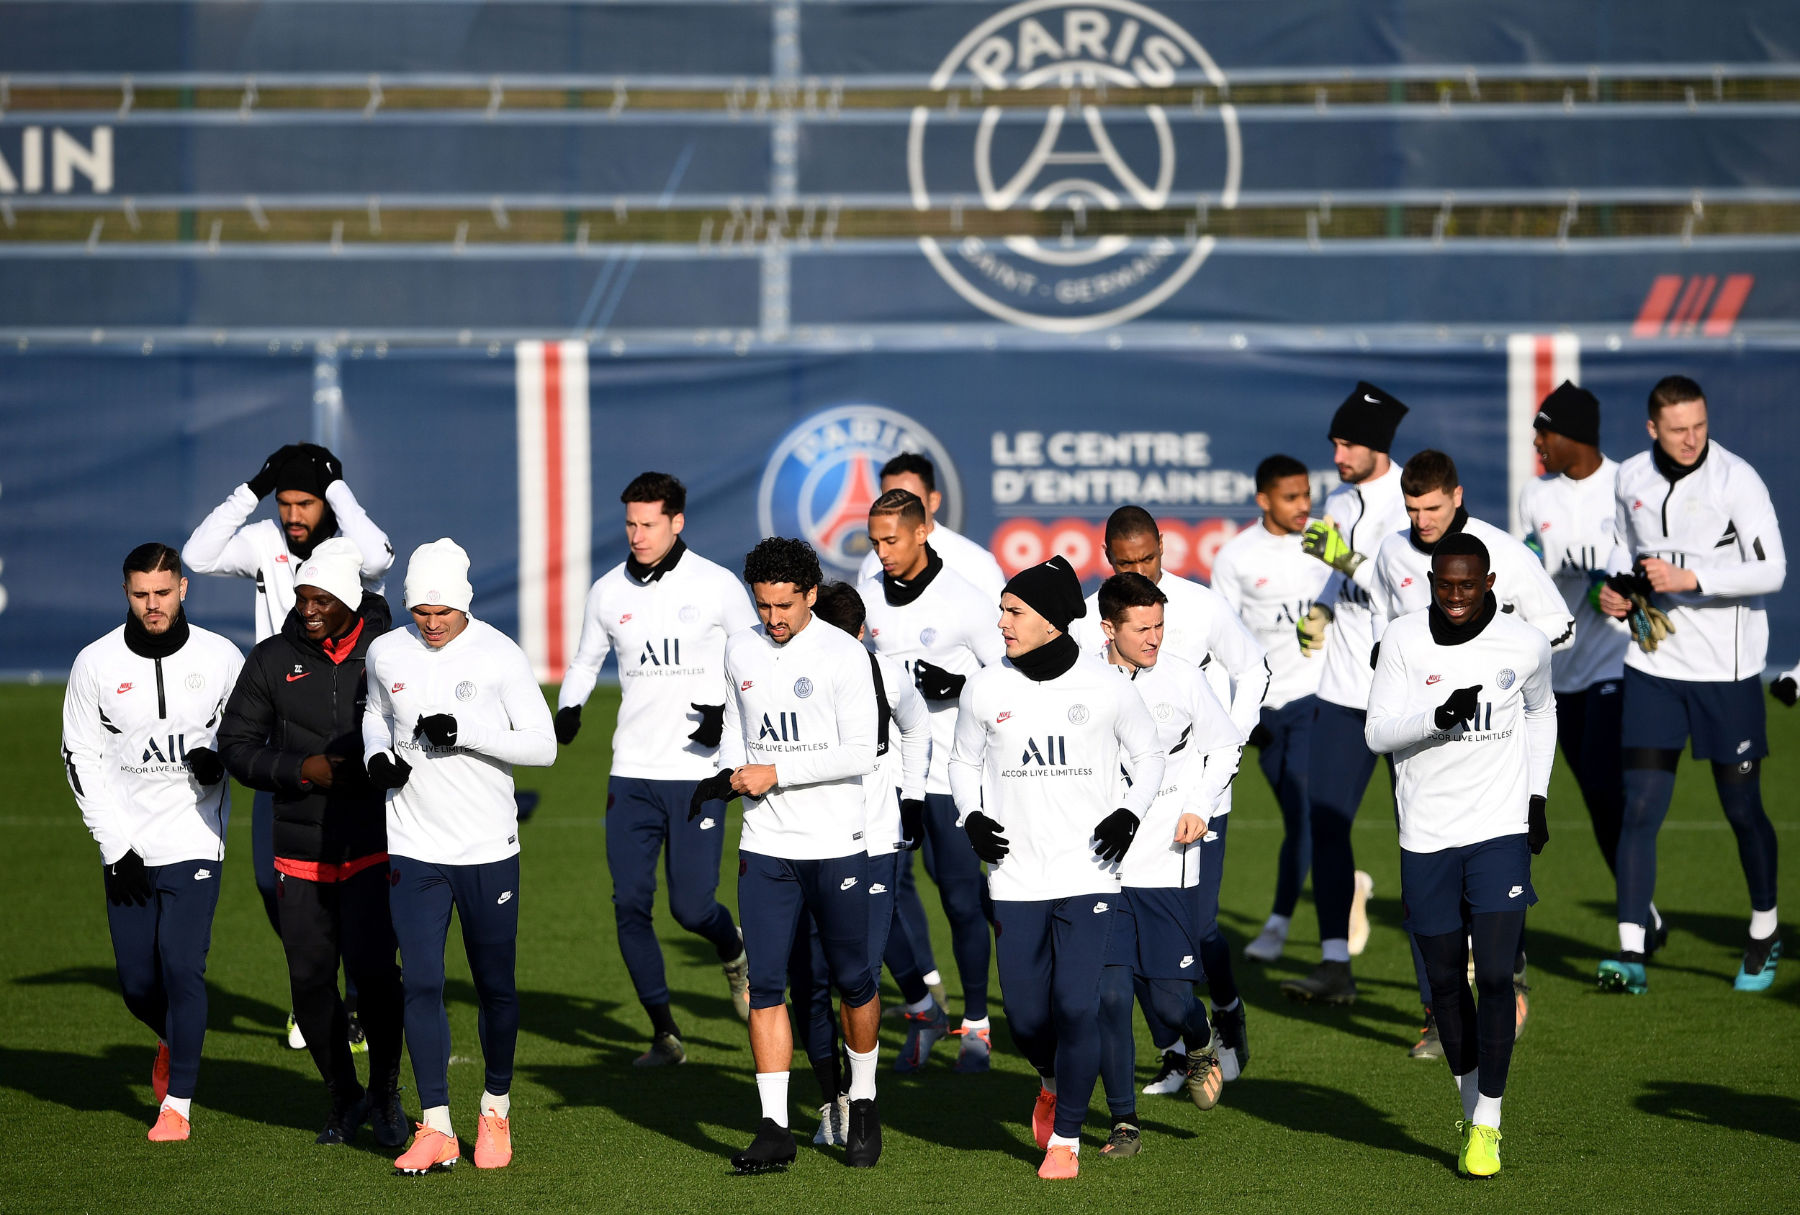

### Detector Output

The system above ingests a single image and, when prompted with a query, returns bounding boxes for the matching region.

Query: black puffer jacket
[218,592,390,867]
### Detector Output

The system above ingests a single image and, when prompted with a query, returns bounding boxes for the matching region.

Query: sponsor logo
[116,682,132,694]
[871,883,889,894]
[759,711,803,742]
[1738,758,1754,773]
[907,0,1241,332]
[391,682,405,693]
[285,671,310,683]
[640,639,684,667]
[758,405,963,577]
[1179,954,1194,968]
[1738,740,1752,755]
[997,710,1013,723]
[679,604,699,624]
[1093,901,1110,914]
[194,868,212,880]
[185,672,204,691]
[1540,521,1552,531]
[919,627,938,647]
[276,553,289,564]
[1203,829,1218,843]
[1632,499,1644,511]
[1020,735,1069,765]
[619,613,632,624]
[455,680,477,702]
[1153,702,1175,722]
[1254,576,1269,587]
[1426,674,1442,685]
[741,680,754,691]
[794,676,815,699]
[870,627,882,638]
[1399,577,1413,589]
[1067,703,1090,725]
[1496,668,1516,691]
[699,816,718,830]
[1508,885,1524,898]
[498,890,514,905]
[1362,392,1380,404]
[840,876,859,891]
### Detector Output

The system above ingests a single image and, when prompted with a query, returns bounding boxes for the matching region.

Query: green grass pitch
[2,682,1796,1214]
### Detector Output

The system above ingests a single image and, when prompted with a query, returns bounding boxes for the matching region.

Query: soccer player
[1092,573,1245,1157]
[858,488,1006,1071]
[949,556,1166,1181]
[184,442,393,1049]
[1281,383,1409,1005]
[554,472,756,1064]
[1597,375,1786,994]
[216,538,408,1148]
[700,538,883,1174]
[786,581,930,1146]
[1366,532,1555,1178]
[1210,454,1333,964]
[362,539,557,1174]
[61,543,244,1141]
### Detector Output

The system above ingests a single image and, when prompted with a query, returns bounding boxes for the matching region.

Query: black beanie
[274,447,328,497]
[1003,555,1087,633]
[1533,381,1600,448]
[1328,381,1409,453]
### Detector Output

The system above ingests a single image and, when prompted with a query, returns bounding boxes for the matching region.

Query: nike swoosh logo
[285,672,310,682]
[1363,393,1380,403]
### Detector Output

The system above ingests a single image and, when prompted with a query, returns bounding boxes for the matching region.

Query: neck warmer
[1409,506,1469,554]
[320,616,367,665]
[124,607,191,659]
[883,544,944,607]
[1010,631,1080,682]
[1651,439,1709,484]
[1427,591,1497,646]
[627,537,687,583]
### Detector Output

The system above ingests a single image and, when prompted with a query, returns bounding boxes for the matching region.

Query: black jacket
[218,592,391,868]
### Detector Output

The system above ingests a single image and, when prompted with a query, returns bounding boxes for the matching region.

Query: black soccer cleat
[1281,960,1358,1005]
[316,1090,368,1146]
[731,1118,797,1175]
[1212,1003,1250,1080]
[844,1098,882,1168]
[367,1088,409,1149]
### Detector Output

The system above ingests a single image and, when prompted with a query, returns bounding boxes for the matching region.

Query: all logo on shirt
[639,639,683,667]
[1020,735,1069,766]
[759,712,802,742]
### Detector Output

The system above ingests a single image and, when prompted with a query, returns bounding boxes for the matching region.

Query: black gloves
[1527,795,1549,855]
[104,850,153,907]
[1434,684,1482,731]
[688,703,726,749]
[1093,808,1140,864]
[298,443,342,489]
[415,714,458,747]
[1772,676,1797,708]
[1247,722,1274,749]
[366,752,412,791]
[689,770,738,821]
[913,659,967,702]
[185,746,225,786]
[900,798,926,851]
[964,811,1010,864]
[247,444,299,498]
[554,706,582,745]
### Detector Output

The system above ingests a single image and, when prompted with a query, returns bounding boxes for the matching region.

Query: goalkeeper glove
[1528,795,1549,855]
[1092,808,1140,864]
[554,705,582,745]
[1298,603,1332,657]
[1607,570,1675,653]
[687,703,726,748]
[1301,517,1365,576]
[104,850,154,907]
[1434,684,1482,731]
[185,746,225,786]
[913,659,967,702]
[688,771,738,820]
[963,811,1010,864]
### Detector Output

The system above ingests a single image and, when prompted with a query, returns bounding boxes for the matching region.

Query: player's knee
[1145,980,1191,1031]
[1471,953,1512,998]
[939,879,987,928]
[1711,757,1760,789]
[667,890,718,932]
[1097,967,1132,1020]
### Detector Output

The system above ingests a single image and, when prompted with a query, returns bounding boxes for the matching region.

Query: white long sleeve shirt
[1314,464,1408,711]
[1113,654,1245,889]
[62,624,245,866]
[858,521,1006,603]
[363,618,557,866]
[948,653,1166,902]
[184,481,395,642]
[1365,606,1556,853]
[1516,460,1631,693]
[865,651,932,855]
[859,563,1006,795]
[1371,515,1575,653]
[719,619,879,860]
[1209,521,1333,710]
[557,547,758,780]
[1611,442,1787,682]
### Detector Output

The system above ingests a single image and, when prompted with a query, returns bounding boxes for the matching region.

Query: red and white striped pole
[1505,333,1580,537]
[516,340,591,682]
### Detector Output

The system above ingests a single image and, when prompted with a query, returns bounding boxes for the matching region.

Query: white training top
[859,561,1007,795]
[1365,607,1556,853]
[184,481,394,642]
[1516,459,1632,693]
[948,653,1166,902]
[1112,654,1245,889]
[363,618,558,867]
[62,623,245,866]
[1209,520,1334,710]
[1610,442,1787,683]
[1315,463,1408,711]
[558,547,759,780]
[857,520,1006,603]
[720,618,879,861]
[1370,515,1575,652]
[864,651,932,855]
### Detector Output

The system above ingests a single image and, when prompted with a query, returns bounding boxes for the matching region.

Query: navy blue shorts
[1400,835,1536,936]
[865,850,899,973]
[1106,886,1204,981]
[1620,667,1767,763]
[738,851,875,1010]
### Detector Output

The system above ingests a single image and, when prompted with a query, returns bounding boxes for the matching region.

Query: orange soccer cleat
[1031,1087,1057,1150]
[394,1125,460,1176]
[475,1112,512,1169]
[151,1042,170,1104]
[147,1107,189,1142]
[1038,1145,1079,1180]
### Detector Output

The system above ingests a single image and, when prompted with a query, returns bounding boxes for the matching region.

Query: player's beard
[286,502,339,561]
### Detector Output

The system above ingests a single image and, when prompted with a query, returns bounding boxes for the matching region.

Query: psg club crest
[793,677,815,699]
[1496,668,1517,691]
[757,404,964,578]
[907,0,1242,332]
[455,680,477,702]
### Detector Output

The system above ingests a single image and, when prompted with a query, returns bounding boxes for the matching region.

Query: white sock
[1048,1133,1080,1154]
[1473,1093,1502,1129]
[1161,1039,1188,1057]
[1321,938,1351,963]
[922,969,943,987]
[755,1072,790,1128]
[423,1104,453,1137]
[161,1095,191,1119]
[1750,907,1779,939]
[846,1046,878,1101]
[903,994,935,1015]
[1452,1072,1478,1121]
[481,1090,510,1119]
[1263,914,1291,935]
[1618,922,1647,954]
[1039,1072,1057,1095]
[960,1016,990,1031]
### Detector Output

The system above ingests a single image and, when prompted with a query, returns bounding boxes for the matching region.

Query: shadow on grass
[15,965,291,1039]
[1225,1077,1457,1169]
[0,1043,323,1134]
[1635,1081,1800,1143]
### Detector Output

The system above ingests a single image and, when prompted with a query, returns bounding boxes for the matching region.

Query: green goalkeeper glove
[1301,517,1365,576]
[1298,604,1332,657]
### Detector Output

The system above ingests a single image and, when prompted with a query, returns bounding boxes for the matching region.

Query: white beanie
[294,537,365,610]
[404,538,473,613]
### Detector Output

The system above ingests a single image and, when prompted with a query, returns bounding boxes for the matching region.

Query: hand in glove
[688,770,738,821]
[415,714,459,747]
[1434,684,1483,731]
[687,703,726,748]
[104,850,154,907]
[1092,808,1140,864]
[247,444,300,499]
[1301,517,1365,577]
[1528,795,1549,855]
[1297,603,1332,658]
[186,746,225,786]
[913,659,967,702]
[554,705,582,745]
[297,443,342,488]
[900,798,926,851]
[963,811,1010,864]
[1625,594,1675,653]
[1772,676,1798,708]
[366,752,412,791]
